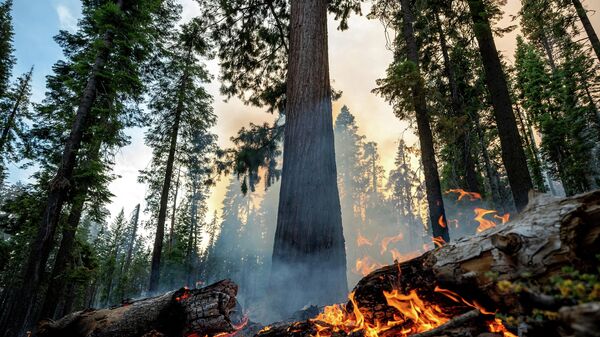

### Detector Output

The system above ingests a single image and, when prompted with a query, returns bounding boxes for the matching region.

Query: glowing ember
[215,315,249,337]
[380,233,404,255]
[355,256,383,276]
[488,318,517,337]
[175,287,191,302]
[357,233,373,247]
[446,189,482,201]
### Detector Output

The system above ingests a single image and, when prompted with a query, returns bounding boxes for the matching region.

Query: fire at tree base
[38,190,600,337]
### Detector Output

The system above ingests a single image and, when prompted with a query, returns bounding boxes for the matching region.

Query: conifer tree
[143,18,216,292]
[0,0,14,100]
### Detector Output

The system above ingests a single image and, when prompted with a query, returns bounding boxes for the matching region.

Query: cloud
[56,4,78,31]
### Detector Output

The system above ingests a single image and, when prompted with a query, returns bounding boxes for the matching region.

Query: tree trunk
[149,84,184,292]
[256,190,600,337]
[473,115,505,211]
[121,204,140,279]
[40,135,105,320]
[39,190,88,320]
[271,0,347,316]
[0,3,122,335]
[572,0,600,63]
[0,67,32,155]
[400,0,449,242]
[435,12,480,194]
[168,167,181,252]
[36,280,241,337]
[467,0,533,211]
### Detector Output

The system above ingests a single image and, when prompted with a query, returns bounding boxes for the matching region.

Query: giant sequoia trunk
[35,280,241,337]
[467,0,533,212]
[572,0,600,63]
[256,190,600,337]
[400,0,449,242]
[0,3,123,336]
[271,0,347,316]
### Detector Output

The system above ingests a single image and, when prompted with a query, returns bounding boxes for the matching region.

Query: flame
[380,233,404,255]
[357,233,373,247]
[313,289,451,337]
[432,236,446,248]
[446,189,482,201]
[489,318,517,337]
[474,208,510,232]
[494,213,510,224]
[438,215,447,228]
[355,256,383,276]
[434,286,495,315]
[215,315,249,337]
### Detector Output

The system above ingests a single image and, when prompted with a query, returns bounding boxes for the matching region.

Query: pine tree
[374,0,450,243]
[143,18,216,292]
[0,0,14,100]
[0,0,178,334]
[466,0,534,211]
[0,67,33,179]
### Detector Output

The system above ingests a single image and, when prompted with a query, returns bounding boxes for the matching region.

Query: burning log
[36,279,241,337]
[255,190,600,337]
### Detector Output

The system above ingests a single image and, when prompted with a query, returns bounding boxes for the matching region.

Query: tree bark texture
[400,0,449,242]
[271,0,347,315]
[36,280,240,337]
[467,0,533,212]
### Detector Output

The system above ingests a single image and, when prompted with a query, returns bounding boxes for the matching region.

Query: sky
[7,0,600,225]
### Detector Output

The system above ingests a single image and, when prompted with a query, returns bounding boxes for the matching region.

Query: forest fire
[354,257,383,276]
[474,208,510,233]
[445,189,482,201]
[380,233,404,255]
[311,287,516,337]
[357,233,373,247]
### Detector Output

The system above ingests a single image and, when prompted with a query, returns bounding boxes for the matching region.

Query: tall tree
[466,0,534,211]
[144,18,216,292]
[0,0,174,334]
[374,0,450,243]
[271,0,347,313]
[0,67,33,174]
[0,0,14,100]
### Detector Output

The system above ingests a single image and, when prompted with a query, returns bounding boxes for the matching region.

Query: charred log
[36,279,240,337]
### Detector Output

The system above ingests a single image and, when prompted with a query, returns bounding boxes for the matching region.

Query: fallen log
[255,190,600,337]
[36,279,241,337]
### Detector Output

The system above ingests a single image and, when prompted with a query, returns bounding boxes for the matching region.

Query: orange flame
[489,318,517,337]
[215,315,249,337]
[438,215,447,228]
[446,189,482,201]
[494,213,510,224]
[357,233,373,247]
[432,236,446,248]
[380,233,404,255]
[355,257,383,276]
